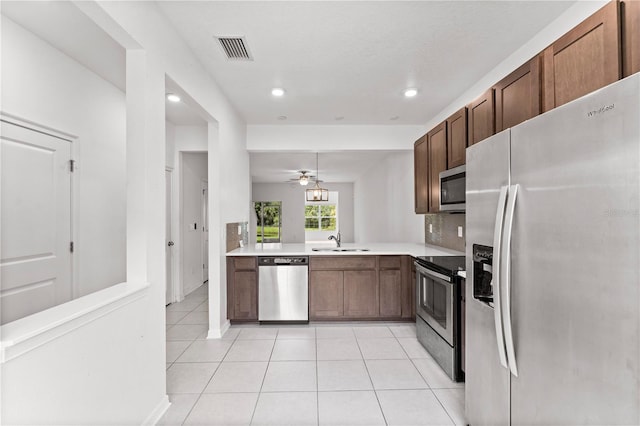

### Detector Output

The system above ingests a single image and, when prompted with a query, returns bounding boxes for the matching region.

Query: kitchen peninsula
[226,243,463,322]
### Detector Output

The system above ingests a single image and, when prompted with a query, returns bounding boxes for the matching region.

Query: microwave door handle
[502,184,519,377]
[492,185,509,370]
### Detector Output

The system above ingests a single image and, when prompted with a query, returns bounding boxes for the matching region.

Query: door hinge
[70,159,76,172]
[70,241,74,253]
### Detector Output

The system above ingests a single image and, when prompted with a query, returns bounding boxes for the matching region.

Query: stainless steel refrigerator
[465,73,640,425]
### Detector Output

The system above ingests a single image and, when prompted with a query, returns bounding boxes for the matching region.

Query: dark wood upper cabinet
[427,122,447,213]
[494,56,542,132]
[542,1,621,112]
[446,107,467,168]
[414,135,429,214]
[467,89,495,146]
[622,0,640,77]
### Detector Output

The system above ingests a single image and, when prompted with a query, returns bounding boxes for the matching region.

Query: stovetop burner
[414,255,466,277]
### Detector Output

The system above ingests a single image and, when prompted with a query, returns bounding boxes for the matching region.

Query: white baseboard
[206,319,231,339]
[142,394,170,425]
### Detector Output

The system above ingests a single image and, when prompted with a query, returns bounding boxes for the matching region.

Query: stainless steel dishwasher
[258,256,309,322]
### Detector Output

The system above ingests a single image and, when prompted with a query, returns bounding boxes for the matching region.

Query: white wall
[91,0,251,341]
[1,11,167,426]
[247,124,424,151]
[354,151,424,244]
[251,183,354,244]
[1,16,126,297]
[181,152,208,296]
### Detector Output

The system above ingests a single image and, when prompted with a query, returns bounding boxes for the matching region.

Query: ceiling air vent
[216,36,253,60]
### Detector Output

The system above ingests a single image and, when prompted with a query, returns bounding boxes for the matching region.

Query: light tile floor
[161,285,466,426]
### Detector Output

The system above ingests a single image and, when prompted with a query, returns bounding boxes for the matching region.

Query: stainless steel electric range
[414,255,465,382]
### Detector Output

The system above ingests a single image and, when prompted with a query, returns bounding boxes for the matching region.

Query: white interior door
[166,169,174,305]
[201,181,209,283]
[1,120,72,324]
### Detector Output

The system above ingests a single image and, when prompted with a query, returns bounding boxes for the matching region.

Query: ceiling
[250,151,404,183]
[158,1,576,125]
[165,77,209,126]
[3,1,579,183]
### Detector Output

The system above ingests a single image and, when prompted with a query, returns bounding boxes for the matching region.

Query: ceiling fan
[286,170,317,186]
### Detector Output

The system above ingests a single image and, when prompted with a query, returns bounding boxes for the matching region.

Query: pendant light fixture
[306,153,329,202]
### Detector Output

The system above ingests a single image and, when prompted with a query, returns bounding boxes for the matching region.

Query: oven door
[416,263,454,346]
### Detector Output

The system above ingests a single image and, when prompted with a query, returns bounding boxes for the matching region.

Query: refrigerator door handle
[502,184,519,377]
[492,185,509,370]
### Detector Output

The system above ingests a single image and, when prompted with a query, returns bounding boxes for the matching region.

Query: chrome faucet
[328,231,341,247]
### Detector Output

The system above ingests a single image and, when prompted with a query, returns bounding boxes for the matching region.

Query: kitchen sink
[312,248,370,252]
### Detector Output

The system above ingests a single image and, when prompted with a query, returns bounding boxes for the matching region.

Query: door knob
[168,241,175,246]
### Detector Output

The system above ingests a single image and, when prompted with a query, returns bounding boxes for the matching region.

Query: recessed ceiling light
[271,88,285,97]
[390,116,400,121]
[166,93,181,103]
[404,88,418,98]
[277,115,287,120]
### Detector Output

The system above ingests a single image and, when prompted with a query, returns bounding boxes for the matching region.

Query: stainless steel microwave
[439,165,465,212]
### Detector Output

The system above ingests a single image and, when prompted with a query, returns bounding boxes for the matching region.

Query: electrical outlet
[238,225,242,235]
[458,226,464,238]
[429,224,433,233]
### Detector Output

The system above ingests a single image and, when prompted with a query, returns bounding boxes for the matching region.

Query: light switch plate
[458,226,463,238]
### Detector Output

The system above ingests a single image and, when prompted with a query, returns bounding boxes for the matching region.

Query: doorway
[254,201,282,243]
[166,168,174,305]
[201,180,209,284]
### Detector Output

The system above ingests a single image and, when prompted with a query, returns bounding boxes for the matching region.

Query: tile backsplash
[226,222,249,252]
[424,213,466,253]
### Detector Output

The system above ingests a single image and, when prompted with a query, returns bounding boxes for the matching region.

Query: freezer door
[509,75,640,425]
[465,130,511,426]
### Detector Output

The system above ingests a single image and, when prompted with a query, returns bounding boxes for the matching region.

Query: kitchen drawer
[233,257,257,270]
[310,256,376,270]
[379,255,401,269]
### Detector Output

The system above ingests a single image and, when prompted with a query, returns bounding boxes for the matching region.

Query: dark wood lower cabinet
[227,257,258,320]
[233,271,257,319]
[309,255,414,321]
[379,269,402,317]
[228,255,416,322]
[309,270,344,317]
[344,270,379,317]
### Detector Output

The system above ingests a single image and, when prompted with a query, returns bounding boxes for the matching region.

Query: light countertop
[226,242,464,258]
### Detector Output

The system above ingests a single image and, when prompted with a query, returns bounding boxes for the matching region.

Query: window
[254,201,282,243]
[305,204,337,231]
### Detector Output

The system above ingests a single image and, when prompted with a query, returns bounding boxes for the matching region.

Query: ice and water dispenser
[472,244,494,307]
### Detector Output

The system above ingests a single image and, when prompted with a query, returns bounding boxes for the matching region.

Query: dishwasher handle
[258,256,309,266]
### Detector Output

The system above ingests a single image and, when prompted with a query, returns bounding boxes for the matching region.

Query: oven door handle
[502,184,519,377]
[415,264,452,283]
[492,185,509,370]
